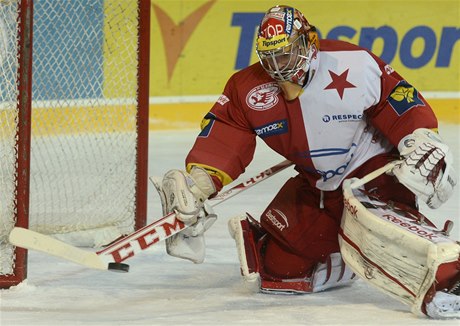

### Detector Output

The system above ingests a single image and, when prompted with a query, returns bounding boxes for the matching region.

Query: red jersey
[186,39,437,191]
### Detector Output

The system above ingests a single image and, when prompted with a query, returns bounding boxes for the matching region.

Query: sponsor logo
[217,94,229,106]
[237,168,275,189]
[310,43,318,60]
[318,155,353,181]
[403,138,415,149]
[382,214,438,241]
[344,198,358,217]
[265,208,289,231]
[260,12,285,38]
[246,82,281,111]
[388,81,425,116]
[295,144,357,181]
[384,64,394,75]
[152,1,215,83]
[322,114,363,123]
[257,34,289,50]
[284,8,293,35]
[267,12,284,19]
[233,15,457,70]
[254,119,288,138]
[105,214,185,262]
[363,260,375,280]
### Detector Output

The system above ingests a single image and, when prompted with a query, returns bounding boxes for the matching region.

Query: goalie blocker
[341,174,460,318]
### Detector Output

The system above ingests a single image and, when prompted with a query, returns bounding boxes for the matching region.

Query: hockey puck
[107,262,130,273]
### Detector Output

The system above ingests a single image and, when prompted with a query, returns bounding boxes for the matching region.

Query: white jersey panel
[299,50,393,191]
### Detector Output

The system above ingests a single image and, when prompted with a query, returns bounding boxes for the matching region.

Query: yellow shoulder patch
[186,163,233,186]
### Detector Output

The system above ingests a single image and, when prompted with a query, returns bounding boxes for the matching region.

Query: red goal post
[0,0,150,288]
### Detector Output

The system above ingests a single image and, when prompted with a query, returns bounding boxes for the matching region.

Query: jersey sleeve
[365,58,438,148]
[186,74,257,190]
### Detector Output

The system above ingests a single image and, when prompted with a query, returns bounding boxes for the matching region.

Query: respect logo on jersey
[388,81,425,116]
[254,119,288,138]
[246,82,281,111]
[322,114,363,123]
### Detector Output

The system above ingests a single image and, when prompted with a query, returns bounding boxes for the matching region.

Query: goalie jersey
[186,39,438,191]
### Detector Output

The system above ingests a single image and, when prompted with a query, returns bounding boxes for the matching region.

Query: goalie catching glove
[156,166,217,263]
[392,128,458,209]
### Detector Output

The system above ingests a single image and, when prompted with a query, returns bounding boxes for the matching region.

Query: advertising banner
[150,0,459,127]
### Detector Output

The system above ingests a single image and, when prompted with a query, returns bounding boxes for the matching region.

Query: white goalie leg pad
[341,178,460,317]
[228,214,261,284]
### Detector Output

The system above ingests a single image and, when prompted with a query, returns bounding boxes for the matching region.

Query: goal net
[0,0,150,288]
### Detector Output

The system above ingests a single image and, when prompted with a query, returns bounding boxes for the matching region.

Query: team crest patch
[246,82,281,111]
[198,112,216,138]
[388,81,425,116]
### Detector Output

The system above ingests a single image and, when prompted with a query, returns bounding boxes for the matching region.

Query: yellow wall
[149,0,460,129]
[150,0,460,95]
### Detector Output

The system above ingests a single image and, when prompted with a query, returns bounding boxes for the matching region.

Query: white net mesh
[0,0,20,277]
[1,0,144,278]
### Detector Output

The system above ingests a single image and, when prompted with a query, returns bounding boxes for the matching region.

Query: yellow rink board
[1,99,456,138]
[149,99,460,131]
[429,99,460,125]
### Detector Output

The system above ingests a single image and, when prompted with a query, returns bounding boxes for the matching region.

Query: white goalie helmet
[256,5,319,86]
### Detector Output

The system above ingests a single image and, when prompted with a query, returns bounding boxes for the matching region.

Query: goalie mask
[256,6,319,86]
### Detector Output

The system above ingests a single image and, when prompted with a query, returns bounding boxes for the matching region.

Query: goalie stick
[9,159,293,271]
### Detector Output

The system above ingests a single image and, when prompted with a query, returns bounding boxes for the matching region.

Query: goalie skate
[426,289,460,318]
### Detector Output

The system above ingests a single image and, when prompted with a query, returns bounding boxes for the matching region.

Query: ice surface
[1,123,459,325]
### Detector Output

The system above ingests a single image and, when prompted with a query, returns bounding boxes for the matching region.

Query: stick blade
[9,227,107,270]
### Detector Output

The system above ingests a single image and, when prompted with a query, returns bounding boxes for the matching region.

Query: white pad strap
[228,214,261,283]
